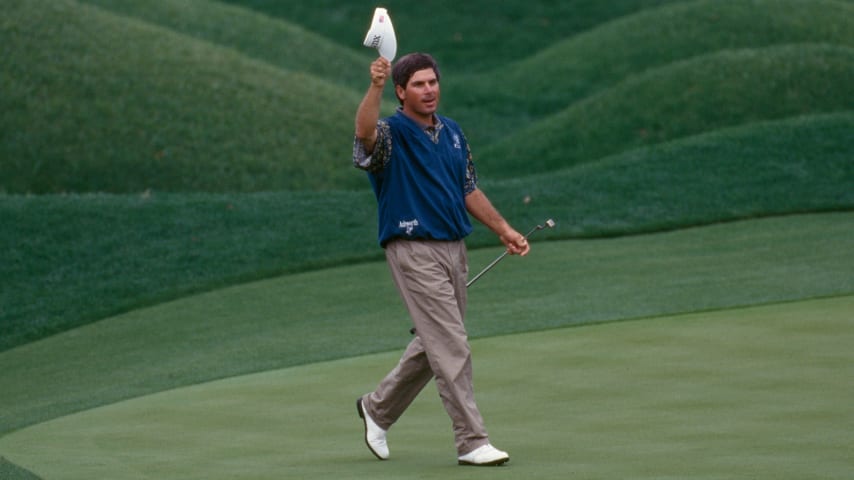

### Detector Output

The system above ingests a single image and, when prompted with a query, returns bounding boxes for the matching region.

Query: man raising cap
[353,52,529,466]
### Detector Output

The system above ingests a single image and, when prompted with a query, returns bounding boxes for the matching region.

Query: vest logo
[452,134,461,149]
[399,219,419,235]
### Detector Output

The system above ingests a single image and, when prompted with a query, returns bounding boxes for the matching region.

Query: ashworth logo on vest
[399,219,419,235]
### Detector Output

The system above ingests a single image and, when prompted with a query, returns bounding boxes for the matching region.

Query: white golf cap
[362,7,397,61]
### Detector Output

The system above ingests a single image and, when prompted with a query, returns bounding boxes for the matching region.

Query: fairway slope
[2,213,852,435]
[2,113,853,354]
[479,112,854,237]
[1,296,852,479]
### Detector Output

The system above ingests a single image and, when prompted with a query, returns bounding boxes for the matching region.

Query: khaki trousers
[363,239,489,455]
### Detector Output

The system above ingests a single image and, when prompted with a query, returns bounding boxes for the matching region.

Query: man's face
[396,68,440,123]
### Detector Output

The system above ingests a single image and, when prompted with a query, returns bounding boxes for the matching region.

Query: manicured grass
[480,44,854,177]
[3,112,851,352]
[221,0,684,72]
[75,0,371,90]
[2,1,853,476]
[2,295,851,479]
[0,189,379,351]
[0,458,39,480]
[447,0,854,140]
[481,112,854,235]
[502,1,854,110]
[2,213,852,436]
[1,0,368,194]
[5,1,852,192]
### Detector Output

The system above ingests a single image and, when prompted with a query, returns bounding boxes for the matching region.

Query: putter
[466,218,556,288]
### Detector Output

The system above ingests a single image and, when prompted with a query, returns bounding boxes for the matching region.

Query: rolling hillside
[221,0,686,71]
[1,0,853,433]
[491,0,854,111]
[4,0,852,193]
[1,4,853,480]
[2,112,851,351]
[447,0,854,143]
[480,44,854,177]
[2,0,371,193]
[76,0,371,89]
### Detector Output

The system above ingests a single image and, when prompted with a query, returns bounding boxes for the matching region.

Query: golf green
[1,295,851,479]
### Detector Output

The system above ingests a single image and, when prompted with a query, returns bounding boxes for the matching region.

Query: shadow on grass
[0,457,41,480]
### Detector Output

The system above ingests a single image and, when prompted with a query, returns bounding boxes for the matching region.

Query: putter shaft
[466,219,554,288]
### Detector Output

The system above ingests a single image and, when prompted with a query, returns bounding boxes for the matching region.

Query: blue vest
[369,111,473,247]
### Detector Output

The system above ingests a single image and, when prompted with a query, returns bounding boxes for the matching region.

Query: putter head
[544,218,556,228]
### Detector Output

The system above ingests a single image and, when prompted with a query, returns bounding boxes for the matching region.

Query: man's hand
[370,57,391,88]
[500,230,530,256]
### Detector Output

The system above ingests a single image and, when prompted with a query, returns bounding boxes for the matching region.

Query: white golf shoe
[457,443,510,466]
[356,397,389,460]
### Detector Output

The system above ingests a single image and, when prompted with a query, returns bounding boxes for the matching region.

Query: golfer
[352,53,529,466]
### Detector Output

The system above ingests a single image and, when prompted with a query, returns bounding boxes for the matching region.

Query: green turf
[3,1,852,352]
[3,112,852,352]
[447,0,854,141]
[76,0,372,89]
[2,1,853,477]
[494,0,854,110]
[4,0,853,193]
[221,0,685,72]
[0,457,40,480]
[1,0,368,194]
[2,212,852,436]
[1,295,851,479]
[0,189,381,351]
[481,44,854,177]
[478,112,854,234]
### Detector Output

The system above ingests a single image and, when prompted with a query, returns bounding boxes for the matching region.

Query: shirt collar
[396,107,443,133]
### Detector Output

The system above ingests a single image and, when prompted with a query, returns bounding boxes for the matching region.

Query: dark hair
[392,53,441,103]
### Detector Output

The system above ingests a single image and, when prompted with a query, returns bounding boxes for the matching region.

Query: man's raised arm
[355,57,392,154]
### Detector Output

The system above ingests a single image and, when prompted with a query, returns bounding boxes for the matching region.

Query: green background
[1,0,853,478]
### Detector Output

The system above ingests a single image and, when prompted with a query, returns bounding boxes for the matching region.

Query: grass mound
[450,0,854,125]
[481,112,854,236]
[76,0,371,90]
[1,0,366,194]
[480,44,854,177]
[3,1,852,193]
[221,0,684,72]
